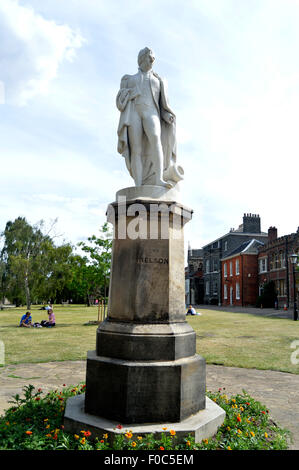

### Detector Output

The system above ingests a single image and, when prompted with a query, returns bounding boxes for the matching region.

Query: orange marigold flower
[74,434,79,440]
[186,440,191,446]
[103,433,108,439]
[25,430,32,435]
[100,440,104,443]
[80,437,86,445]
[137,436,142,440]
[131,441,137,447]
[237,416,242,422]
[125,432,133,439]
[116,424,123,429]
[83,430,91,437]
[170,429,176,436]
[162,427,167,430]
[264,432,268,438]
[203,439,209,444]
[159,446,165,450]
[227,446,232,450]
[53,434,58,440]
[250,431,255,437]
[46,434,52,438]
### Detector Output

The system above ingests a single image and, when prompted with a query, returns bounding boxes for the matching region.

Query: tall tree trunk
[25,273,31,310]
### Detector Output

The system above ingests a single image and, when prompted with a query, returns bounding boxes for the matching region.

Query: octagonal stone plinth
[84,351,206,424]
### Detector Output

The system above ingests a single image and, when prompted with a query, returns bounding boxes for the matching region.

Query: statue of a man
[116,47,183,188]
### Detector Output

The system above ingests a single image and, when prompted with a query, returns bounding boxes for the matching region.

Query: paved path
[0,361,298,449]
[196,305,295,320]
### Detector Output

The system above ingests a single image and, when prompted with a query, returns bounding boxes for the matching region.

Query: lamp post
[289,253,298,321]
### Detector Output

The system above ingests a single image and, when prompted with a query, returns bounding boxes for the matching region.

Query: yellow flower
[264,432,268,438]
[231,399,236,403]
[74,434,79,440]
[125,432,133,439]
[45,433,52,438]
[203,439,209,444]
[137,436,142,440]
[186,440,191,447]
[237,429,242,434]
[162,427,167,430]
[240,406,244,412]
[131,441,137,447]
[103,433,108,439]
[250,431,255,437]
[46,424,50,429]
[80,437,86,445]
[44,419,48,422]
[226,426,231,431]
[170,429,176,436]
[227,446,232,450]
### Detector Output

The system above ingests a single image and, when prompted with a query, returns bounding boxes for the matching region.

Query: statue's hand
[163,112,175,124]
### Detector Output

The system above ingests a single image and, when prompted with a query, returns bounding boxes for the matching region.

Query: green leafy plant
[0,384,290,450]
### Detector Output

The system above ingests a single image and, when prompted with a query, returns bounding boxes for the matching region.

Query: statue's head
[138,47,155,70]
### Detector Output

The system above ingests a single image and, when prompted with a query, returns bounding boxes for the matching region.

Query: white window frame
[236,282,240,300]
[224,262,227,277]
[230,261,233,277]
[236,259,240,275]
[224,284,228,300]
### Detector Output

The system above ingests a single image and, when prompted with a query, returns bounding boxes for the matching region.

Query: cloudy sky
[1,0,299,254]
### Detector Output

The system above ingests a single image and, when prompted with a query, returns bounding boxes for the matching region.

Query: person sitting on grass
[41,308,56,328]
[186,305,201,316]
[19,311,32,328]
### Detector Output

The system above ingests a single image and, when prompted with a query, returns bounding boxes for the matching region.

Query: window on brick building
[224,284,228,299]
[224,241,228,251]
[236,259,240,275]
[224,263,227,277]
[276,279,286,296]
[230,261,233,276]
[270,253,275,271]
[236,282,240,300]
[259,257,267,273]
[213,281,218,295]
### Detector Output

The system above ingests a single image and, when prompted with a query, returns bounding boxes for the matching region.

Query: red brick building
[258,227,299,308]
[221,239,264,306]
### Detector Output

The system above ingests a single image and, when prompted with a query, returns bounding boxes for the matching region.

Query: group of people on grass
[19,304,56,328]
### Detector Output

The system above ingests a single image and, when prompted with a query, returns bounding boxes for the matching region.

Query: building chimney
[243,213,261,233]
[268,226,278,241]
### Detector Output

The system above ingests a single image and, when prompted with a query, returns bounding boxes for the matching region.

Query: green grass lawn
[0,305,298,374]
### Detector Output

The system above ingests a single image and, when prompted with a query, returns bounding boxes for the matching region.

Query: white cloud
[0,0,85,105]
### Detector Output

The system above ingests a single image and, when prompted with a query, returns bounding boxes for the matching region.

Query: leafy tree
[0,217,73,308]
[77,223,112,307]
[256,281,278,308]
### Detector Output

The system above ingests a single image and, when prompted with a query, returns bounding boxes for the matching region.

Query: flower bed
[0,384,290,450]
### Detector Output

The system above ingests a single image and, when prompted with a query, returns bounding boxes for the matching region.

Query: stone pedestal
[64,190,225,438]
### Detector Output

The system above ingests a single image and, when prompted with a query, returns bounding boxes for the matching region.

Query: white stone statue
[116,47,184,188]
